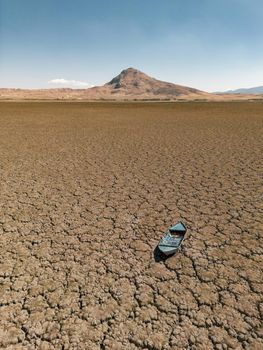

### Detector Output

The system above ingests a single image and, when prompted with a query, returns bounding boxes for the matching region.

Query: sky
[0,0,263,92]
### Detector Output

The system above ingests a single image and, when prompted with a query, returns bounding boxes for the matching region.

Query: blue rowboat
[158,222,187,256]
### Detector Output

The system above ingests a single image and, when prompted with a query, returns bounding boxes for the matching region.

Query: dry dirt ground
[0,102,262,350]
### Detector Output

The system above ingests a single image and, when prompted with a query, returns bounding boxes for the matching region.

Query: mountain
[79,67,208,100]
[0,68,209,100]
[217,86,263,94]
[101,67,205,97]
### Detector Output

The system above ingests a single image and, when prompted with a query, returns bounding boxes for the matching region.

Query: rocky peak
[106,68,150,89]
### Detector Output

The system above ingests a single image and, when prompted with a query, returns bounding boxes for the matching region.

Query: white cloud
[48,78,93,88]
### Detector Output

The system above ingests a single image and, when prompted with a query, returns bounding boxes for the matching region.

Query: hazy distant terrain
[0,101,262,349]
[1,68,263,101]
[217,86,263,94]
[0,68,208,100]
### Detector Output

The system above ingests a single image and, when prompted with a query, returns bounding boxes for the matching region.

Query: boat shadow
[153,246,173,262]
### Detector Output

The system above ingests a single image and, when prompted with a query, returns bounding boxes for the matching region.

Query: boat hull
[158,245,178,256]
[158,222,187,257]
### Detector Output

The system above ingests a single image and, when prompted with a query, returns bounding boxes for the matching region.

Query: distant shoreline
[1,98,263,103]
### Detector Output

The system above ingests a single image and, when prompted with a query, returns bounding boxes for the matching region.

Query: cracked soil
[0,102,262,349]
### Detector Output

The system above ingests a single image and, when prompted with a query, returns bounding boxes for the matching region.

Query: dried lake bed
[0,102,262,349]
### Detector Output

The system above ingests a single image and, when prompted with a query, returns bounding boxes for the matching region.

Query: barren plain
[0,102,262,349]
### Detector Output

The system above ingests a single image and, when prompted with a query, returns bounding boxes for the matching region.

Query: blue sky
[0,0,263,91]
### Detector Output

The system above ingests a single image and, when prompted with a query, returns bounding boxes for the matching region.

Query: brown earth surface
[0,102,262,349]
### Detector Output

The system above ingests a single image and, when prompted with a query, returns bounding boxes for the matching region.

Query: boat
[158,222,187,256]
